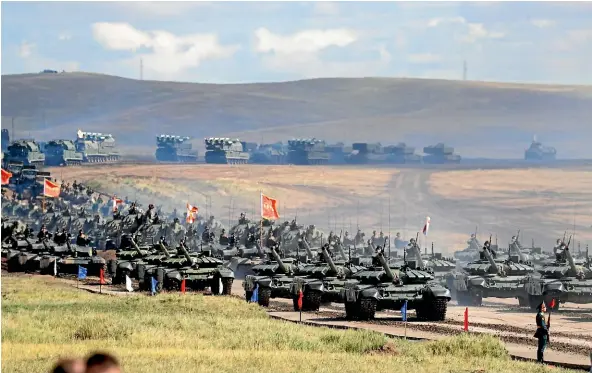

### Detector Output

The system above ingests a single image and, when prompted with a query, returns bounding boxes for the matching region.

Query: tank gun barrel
[483,234,498,274]
[377,251,397,282]
[299,236,315,258]
[270,245,289,273]
[178,241,194,264]
[564,236,578,274]
[158,240,171,258]
[130,237,144,256]
[321,244,339,275]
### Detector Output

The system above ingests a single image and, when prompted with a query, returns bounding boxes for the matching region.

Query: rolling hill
[2,72,592,158]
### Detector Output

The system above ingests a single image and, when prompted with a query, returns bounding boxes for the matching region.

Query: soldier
[534,301,550,363]
[202,226,211,243]
[23,224,32,238]
[238,213,248,225]
[72,180,78,190]
[54,228,68,245]
[266,230,278,248]
[128,202,138,215]
[290,218,298,230]
[553,239,564,256]
[145,204,156,222]
[219,229,229,246]
[112,207,121,220]
[76,230,90,246]
[37,225,51,241]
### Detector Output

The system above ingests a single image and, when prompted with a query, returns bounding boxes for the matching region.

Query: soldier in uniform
[145,204,156,222]
[128,202,138,215]
[112,207,121,220]
[23,224,32,238]
[37,225,51,241]
[76,230,90,246]
[534,301,550,363]
[219,229,230,246]
[238,213,248,225]
[54,228,68,245]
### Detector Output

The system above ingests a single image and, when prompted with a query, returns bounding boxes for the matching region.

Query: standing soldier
[534,301,550,363]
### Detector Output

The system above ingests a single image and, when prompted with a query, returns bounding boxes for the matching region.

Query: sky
[1,1,592,84]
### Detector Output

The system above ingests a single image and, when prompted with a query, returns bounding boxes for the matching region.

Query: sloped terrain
[2,72,592,157]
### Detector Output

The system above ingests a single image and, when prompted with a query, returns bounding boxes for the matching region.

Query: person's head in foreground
[537,301,547,313]
[51,358,85,373]
[85,352,121,373]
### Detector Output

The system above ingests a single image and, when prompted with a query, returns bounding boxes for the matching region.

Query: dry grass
[1,276,573,373]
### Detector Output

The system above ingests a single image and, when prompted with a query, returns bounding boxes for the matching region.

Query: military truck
[249,143,287,165]
[44,140,84,166]
[342,249,451,320]
[1,129,9,152]
[3,140,45,167]
[524,135,556,161]
[155,135,199,163]
[74,130,120,163]
[287,138,329,165]
[204,137,250,164]
[422,143,461,164]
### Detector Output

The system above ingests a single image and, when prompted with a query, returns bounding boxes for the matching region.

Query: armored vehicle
[409,242,457,286]
[1,129,9,152]
[57,241,106,276]
[204,138,250,164]
[155,135,198,163]
[524,135,556,161]
[74,130,120,163]
[324,143,351,165]
[446,240,535,306]
[290,243,366,311]
[524,240,592,310]
[243,245,303,307]
[249,143,287,165]
[422,143,461,164]
[3,140,45,167]
[346,143,388,164]
[9,166,52,199]
[342,249,451,320]
[384,143,422,164]
[287,138,329,165]
[44,140,84,166]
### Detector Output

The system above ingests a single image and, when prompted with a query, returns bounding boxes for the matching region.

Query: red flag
[99,268,105,285]
[464,307,469,331]
[181,279,186,294]
[1,169,12,185]
[297,290,303,311]
[186,203,198,224]
[43,179,61,198]
[549,298,556,309]
[261,193,280,220]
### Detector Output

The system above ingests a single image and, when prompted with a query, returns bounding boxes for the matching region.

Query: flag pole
[260,191,263,252]
[404,318,407,340]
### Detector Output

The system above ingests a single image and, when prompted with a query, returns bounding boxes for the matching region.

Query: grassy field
[1,275,569,373]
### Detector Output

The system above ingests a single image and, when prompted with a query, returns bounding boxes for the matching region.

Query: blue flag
[401,300,408,322]
[250,284,259,303]
[151,277,158,295]
[78,266,87,280]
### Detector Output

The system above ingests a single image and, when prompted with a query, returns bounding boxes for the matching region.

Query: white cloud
[18,41,35,58]
[255,27,357,55]
[427,17,466,28]
[92,22,239,77]
[313,2,340,16]
[426,16,504,43]
[530,19,556,28]
[58,32,72,41]
[408,53,441,64]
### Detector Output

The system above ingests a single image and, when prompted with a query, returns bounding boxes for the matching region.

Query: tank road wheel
[357,298,377,320]
[165,277,181,291]
[39,257,52,274]
[221,278,233,295]
[420,298,448,321]
[303,290,322,311]
[258,287,271,307]
[155,268,165,293]
[7,257,21,273]
[210,275,221,295]
[136,264,146,289]
[246,290,253,302]
[107,259,117,277]
[345,301,360,320]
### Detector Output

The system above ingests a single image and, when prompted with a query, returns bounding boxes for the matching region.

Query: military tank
[409,241,457,286]
[422,143,461,164]
[155,135,198,163]
[384,143,422,164]
[249,143,288,165]
[287,138,329,165]
[342,248,451,320]
[524,135,556,161]
[446,240,535,306]
[44,140,84,166]
[204,137,249,164]
[524,239,592,310]
[3,140,45,167]
[74,130,120,163]
[243,244,303,307]
[346,143,388,164]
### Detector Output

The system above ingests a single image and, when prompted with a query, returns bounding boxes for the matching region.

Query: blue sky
[2,1,591,84]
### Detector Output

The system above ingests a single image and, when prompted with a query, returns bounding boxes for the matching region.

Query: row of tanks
[2,130,120,167]
[200,137,462,165]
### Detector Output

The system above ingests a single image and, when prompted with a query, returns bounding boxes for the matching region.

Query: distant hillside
[2,72,592,158]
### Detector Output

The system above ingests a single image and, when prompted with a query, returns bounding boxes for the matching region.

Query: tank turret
[422,143,461,164]
[155,135,198,163]
[269,245,289,274]
[204,137,249,164]
[75,129,120,163]
[44,139,84,166]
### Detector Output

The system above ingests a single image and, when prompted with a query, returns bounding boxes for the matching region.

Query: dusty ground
[50,164,592,254]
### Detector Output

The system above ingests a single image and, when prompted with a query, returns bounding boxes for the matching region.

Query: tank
[525,135,556,161]
[346,143,390,164]
[249,143,287,165]
[324,143,350,165]
[204,137,249,164]
[446,242,535,306]
[3,140,45,167]
[524,241,592,310]
[287,138,329,165]
[384,143,422,164]
[342,249,451,320]
[74,130,120,163]
[422,143,461,164]
[155,135,198,163]
[44,140,84,166]
[1,129,9,152]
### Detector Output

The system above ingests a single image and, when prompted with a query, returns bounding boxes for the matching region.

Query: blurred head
[51,358,85,373]
[537,302,547,313]
[85,353,121,373]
